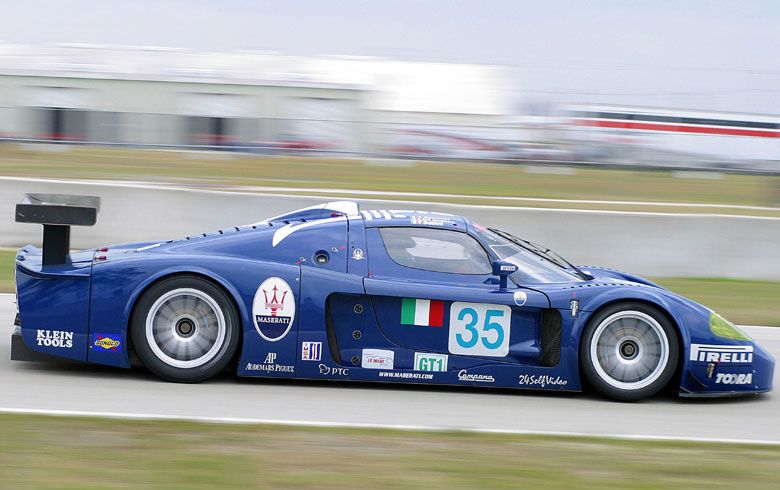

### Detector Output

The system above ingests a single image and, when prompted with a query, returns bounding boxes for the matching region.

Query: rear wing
[15,193,100,266]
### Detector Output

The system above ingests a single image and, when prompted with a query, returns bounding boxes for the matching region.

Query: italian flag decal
[401,298,444,327]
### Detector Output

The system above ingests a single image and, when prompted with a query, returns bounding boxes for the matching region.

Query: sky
[1,0,779,113]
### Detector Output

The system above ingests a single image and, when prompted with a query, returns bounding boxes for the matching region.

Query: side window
[379,227,492,275]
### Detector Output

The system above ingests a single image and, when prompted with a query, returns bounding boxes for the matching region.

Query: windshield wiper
[488,228,591,280]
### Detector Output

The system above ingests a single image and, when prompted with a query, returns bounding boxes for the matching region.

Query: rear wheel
[580,302,679,401]
[131,275,240,382]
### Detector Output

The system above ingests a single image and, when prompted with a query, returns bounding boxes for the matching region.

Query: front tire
[131,275,240,382]
[580,302,679,402]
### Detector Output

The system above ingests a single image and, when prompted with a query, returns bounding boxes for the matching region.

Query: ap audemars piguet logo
[252,277,296,342]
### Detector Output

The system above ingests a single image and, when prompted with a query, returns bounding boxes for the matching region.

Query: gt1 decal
[457,370,495,383]
[513,291,527,307]
[301,341,322,361]
[252,277,296,342]
[92,333,121,352]
[518,374,568,388]
[361,349,394,369]
[690,344,753,364]
[448,302,511,357]
[414,352,448,372]
[715,373,753,385]
[36,330,73,348]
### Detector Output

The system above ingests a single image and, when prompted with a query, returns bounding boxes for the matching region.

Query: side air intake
[540,309,562,367]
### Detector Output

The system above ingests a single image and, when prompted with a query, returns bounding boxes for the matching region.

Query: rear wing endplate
[15,193,100,266]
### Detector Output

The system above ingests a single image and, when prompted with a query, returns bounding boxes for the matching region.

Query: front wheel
[131,275,240,382]
[580,302,679,402]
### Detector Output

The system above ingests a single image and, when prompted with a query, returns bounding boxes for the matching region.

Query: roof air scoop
[252,201,359,225]
[15,193,101,266]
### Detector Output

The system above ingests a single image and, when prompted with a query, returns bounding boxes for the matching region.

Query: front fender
[554,284,705,347]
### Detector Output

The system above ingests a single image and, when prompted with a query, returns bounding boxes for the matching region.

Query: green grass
[0,249,776,324]
[0,249,14,293]
[3,145,780,214]
[1,413,779,489]
[655,277,780,326]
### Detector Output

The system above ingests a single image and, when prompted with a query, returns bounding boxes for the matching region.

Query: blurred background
[1,1,779,168]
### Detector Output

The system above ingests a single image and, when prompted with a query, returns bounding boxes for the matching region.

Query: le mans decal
[252,277,296,342]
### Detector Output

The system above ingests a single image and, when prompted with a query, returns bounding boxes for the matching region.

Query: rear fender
[88,255,297,369]
[15,253,93,362]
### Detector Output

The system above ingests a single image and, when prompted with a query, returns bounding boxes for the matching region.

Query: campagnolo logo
[457,370,495,383]
[690,344,753,364]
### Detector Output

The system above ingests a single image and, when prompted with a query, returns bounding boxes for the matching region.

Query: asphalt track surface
[1,295,778,443]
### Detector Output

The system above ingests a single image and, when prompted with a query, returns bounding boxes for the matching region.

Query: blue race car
[11,196,774,401]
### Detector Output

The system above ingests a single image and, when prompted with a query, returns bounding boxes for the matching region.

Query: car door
[363,226,550,369]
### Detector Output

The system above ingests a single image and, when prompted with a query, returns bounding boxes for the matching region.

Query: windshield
[471,225,583,284]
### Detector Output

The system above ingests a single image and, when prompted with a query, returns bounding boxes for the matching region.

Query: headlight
[709,311,750,340]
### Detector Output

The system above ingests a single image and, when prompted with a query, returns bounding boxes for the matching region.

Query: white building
[0,43,513,154]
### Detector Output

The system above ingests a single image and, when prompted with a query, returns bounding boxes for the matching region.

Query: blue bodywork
[13,202,774,397]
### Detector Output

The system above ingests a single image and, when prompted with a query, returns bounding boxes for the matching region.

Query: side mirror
[492,260,517,290]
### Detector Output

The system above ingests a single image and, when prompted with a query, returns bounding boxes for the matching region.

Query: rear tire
[131,275,240,383]
[580,302,679,402]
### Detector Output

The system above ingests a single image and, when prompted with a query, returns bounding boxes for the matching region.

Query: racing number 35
[448,302,511,357]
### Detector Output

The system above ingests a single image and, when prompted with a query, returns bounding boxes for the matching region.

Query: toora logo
[36,330,73,348]
[715,373,753,385]
[252,277,296,342]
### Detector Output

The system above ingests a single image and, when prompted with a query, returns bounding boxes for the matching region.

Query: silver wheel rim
[145,288,226,369]
[590,310,669,391]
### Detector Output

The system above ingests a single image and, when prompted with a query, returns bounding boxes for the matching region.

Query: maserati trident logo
[263,285,287,316]
[252,277,296,342]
